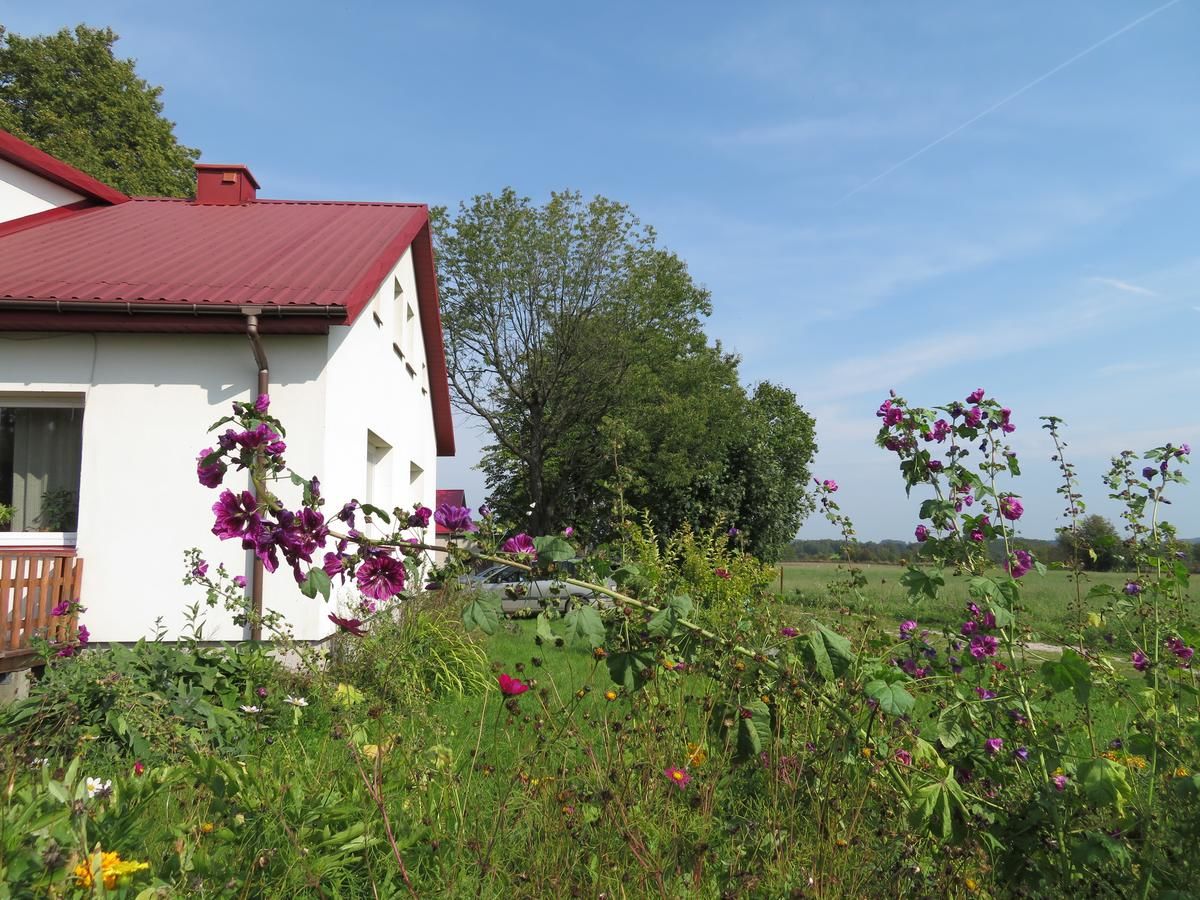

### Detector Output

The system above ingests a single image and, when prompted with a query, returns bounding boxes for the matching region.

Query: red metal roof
[0,127,455,456]
[0,129,129,206]
[0,197,427,312]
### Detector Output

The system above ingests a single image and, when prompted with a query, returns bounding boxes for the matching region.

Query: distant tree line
[783,514,1200,573]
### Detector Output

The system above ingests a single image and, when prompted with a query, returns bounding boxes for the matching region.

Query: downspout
[244,309,269,642]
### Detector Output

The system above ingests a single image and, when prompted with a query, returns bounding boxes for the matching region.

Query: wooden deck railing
[0,552,83,672]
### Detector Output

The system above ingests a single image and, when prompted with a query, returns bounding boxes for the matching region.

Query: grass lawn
[772,561,1188,649]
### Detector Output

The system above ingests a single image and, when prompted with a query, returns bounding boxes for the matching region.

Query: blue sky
[9,1,1199,541]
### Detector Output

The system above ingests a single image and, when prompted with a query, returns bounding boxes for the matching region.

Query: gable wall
[0,158,84,224]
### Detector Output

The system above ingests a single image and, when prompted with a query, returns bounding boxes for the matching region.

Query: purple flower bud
[914,525,929,542]
[254,394,270,414]
[984,737,1003,755]
[966,388,985,404]
[1142,467,1157,480]
[1124,582,1141,596]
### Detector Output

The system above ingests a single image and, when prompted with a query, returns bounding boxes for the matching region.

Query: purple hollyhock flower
[961,620,978,636]
[563,525,575,537]
[254,393,270,414]
[77,624,90,648]
[1124,582,1141,596]
[982,611,997,630]
[899,620,918,640]
[969,635,998,659]
[975,687,997,700]
[501,533,537,556]
[970,527,985,543]
[984,737,1003,755]
[212,490,262,541]
[51,600,72,617]
[328,613,367,637]
[233,575,247,589]
[192,560,209,578]
[196,448,226,489]
[780,627,799,638]
[727,526,740,537]
[967,388,985,404]
[217,428,239,452]
[965,406,983,428]
[931,419,951,442]
[323,552,347,577]
[1014,746,1029,763]
[927,459,944,472]
[236,422,282,452]
[1179,443,1191,456]
[355,553,407,600]
[822,479,838,492]
[894,749,913,766]
[914,524,929,542]
[407,506,432,529]
[1142,467,1157,480]
[1052,774,1069,791]
[1006,549,1033,579]
[434,503,476,533]
[999,496,1023,521]
[1008,709,1028,727]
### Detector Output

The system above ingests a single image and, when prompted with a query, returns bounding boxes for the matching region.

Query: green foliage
[0,25,199,196]
[434,189,816,558]
[1058,513,1124,571]
[331,594,491,704]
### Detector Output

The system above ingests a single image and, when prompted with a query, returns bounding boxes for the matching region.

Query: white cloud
[1089,276,1157,296]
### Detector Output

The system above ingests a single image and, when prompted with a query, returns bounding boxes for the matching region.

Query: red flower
[714,567,731,580]
[498,673,529,696]
[133,760,145,777]
[328,613,367,637]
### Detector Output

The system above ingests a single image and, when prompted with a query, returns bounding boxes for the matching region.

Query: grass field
[773,561,1188,649]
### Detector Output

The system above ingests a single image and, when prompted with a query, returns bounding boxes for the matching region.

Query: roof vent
[194,163,260,205]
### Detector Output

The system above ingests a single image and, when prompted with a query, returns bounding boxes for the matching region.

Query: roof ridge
[130,196,427,208]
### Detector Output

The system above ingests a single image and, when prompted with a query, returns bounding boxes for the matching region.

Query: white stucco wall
[0,158,84,223]
[0,249,442,643]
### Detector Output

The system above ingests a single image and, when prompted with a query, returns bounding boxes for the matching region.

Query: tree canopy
[434,189,817,561]
[0,24,199,197]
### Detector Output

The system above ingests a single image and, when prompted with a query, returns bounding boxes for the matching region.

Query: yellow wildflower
[604,690,618,702]
[965,876,979,892]
[200,822,215,834]
[686,743,708,767]
[74,851,150,890]
[1175,766,1189,778]
[861,747,873,759]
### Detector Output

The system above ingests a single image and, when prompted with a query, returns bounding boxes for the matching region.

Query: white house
[0,128,455,656]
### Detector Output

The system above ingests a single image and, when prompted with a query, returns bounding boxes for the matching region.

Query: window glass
[0,406,84,532]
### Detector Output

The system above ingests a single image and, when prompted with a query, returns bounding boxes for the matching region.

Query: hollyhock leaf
[532,535,573,563]
[564,605,606,648]
[607,650,655,692]
[900,566,944,601]
[989,604,1015,629]
[611,564,641,587]
[359,503,392,524]
[908,775,967,842]
[1007,455,1022,476]
[937,707,967,750]
[462,596,500,635]
[865,679,916,717]
[967,577,1000,601]
[647,595,692,639]
[803,624,855,681]
[1078,757,1132,813]
[1042,649,1092,704]
[301,567,331,601]
[535,612,556,645]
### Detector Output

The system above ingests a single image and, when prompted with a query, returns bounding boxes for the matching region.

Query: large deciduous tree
[0,25,199,197]
[434,189,817,560]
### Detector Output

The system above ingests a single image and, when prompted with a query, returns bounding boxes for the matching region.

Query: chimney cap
[194,163,261,189]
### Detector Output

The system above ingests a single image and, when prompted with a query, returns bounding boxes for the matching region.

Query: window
[364,431,392,534]
[0,401,84,534]
[391,277,405,356]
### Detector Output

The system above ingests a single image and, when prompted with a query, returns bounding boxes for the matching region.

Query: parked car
[458,560,612,614]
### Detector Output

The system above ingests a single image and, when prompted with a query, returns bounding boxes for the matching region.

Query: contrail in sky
[840,0,1184,201]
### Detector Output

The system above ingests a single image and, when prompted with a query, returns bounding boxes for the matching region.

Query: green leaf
[908,774,967,841]
[1078,757,1132,812]
[532,535,574,562]
[611,564,640,587]
[646,595,692,639]
[1007,454,1021,476]
[936,706,967,750]
[803,624,855,680]
[710,699,772,760]
[360,503,391,524]
[864,679,916,716]
[989,604,1015,629]
[535,612,556,645]
[462,595,501,635]
[900,565,944,601]
[563,605,606,648]
[607,650,655,692]
[300,566,332,601]
[1041,648,1092,705]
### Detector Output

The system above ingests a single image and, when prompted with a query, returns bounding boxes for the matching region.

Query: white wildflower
[239,705,262,714]
[85,777,111,798]
[283,696,308,707]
